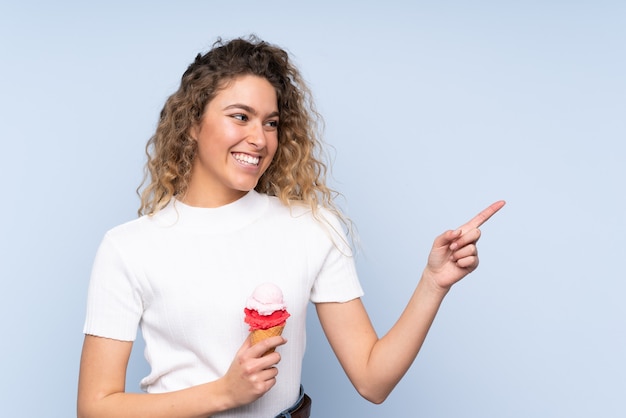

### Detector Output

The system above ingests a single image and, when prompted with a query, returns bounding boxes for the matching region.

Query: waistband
[275,385,311,418]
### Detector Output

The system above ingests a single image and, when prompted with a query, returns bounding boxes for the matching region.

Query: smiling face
[185,75,279,207]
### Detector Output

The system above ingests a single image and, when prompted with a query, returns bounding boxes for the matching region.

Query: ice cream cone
[250,324,285,354]
[244,283,290,355]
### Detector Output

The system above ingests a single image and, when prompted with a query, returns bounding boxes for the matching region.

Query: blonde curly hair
[138,36,343,224]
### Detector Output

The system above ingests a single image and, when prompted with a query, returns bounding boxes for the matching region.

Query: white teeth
[233,153,259,166]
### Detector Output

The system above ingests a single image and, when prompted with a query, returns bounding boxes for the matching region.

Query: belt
[275,386,312,418]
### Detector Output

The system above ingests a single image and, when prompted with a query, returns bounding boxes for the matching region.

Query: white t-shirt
[83,191,363,417]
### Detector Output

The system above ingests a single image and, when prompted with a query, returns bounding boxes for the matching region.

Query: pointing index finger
[462,200,506,230]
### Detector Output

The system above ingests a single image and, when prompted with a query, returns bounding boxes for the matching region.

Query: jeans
[275,385,308,418]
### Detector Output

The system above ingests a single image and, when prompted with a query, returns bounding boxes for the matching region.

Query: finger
[246,367,278,396]
[455,255,479,270]
[258,351,282,370]
[260,365,279,381]
[236,334,253,356]
[433,229,462,249]
[461,200,506,230]
[257,368,279,390]
[451,244,477,261]
[250,336,287,358]
[449,229,481,251]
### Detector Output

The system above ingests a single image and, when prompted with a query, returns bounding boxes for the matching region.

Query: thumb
[236,333,253,355]
[433,229,461,249]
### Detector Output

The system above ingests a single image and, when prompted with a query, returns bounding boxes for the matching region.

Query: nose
[246,122,267,148]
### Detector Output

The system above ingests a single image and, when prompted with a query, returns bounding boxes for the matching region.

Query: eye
[264,120,279,129]
[232,113,249,122]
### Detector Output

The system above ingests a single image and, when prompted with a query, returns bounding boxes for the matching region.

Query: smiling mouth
[232,152,260,166]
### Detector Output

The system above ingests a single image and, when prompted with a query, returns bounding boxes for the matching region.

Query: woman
[78,36,504,418]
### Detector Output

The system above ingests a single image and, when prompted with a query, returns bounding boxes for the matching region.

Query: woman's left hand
[425,200,506,291]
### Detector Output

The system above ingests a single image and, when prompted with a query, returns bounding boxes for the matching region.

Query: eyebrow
[223,103,279,119]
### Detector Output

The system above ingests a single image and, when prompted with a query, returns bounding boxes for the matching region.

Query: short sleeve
[83,232,144,341]
[309,210,364,303]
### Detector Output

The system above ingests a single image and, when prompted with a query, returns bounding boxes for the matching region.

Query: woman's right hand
[219,335,287,408]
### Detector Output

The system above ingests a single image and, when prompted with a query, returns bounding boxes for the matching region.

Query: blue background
[1,1,624,417]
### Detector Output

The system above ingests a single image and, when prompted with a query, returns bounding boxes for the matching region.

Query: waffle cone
[250,324,285,354]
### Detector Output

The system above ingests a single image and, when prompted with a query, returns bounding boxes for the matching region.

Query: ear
[188,124,199,141]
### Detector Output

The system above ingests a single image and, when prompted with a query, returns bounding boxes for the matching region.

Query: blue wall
[1,1,624,416]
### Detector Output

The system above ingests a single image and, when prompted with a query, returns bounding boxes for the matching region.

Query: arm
[77,334,286,418]
[316,201,505,404]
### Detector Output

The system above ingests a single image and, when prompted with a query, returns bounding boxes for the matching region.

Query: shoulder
[99,210,171,256]
[103,199,182,239]
[104,215,152,241]
[264,195,352,254]
[264,195,336,226]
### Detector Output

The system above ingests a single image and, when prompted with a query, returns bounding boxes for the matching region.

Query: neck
[179,190,248,208]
